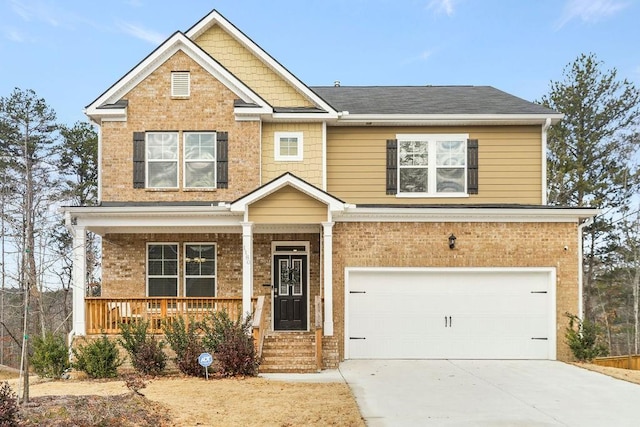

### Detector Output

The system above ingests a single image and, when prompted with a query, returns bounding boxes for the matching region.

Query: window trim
[396,134,469,198]
[183,132,217,189]
[183,242,217,297]
[146,132,179,189]
[171,71,190,97]
[146,242,179,297]
[274,131,303,161]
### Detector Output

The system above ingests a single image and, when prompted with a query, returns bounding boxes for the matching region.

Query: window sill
[145,188,180,192]
[183,188,218,192]
[171,96,190,100]
[395,193,470,198]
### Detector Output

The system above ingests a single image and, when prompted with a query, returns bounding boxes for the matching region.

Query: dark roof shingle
[310,86,556,115]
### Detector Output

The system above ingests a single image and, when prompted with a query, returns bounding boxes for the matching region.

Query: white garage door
[346,268,556,360]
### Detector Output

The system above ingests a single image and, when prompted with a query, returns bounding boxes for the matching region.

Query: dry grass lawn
[1,369,364,426]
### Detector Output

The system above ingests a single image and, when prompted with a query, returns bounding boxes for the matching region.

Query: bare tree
[0,88,59,402]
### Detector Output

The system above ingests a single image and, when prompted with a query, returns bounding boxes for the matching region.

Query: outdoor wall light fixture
[448,234,457,249]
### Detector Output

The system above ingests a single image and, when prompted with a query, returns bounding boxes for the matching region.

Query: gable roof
[186,10,337,117]
[313,85,563,125]
[230,172,347,214]
[85,31,272,122]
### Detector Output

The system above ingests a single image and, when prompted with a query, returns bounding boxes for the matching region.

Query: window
[134,131,227,190]
[184,244,216,297]
[147,244,178,297]
[171,72,190,97]
[275,132,303,161]
[184,132,216,188]
[146,132,178,188]
[397,134,468,195]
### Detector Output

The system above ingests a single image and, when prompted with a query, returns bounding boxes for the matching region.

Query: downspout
[578,217,594,319]
[322,121,327,191]
[97,124,102,203]
[541,118,552,205]
[258,120,263,186]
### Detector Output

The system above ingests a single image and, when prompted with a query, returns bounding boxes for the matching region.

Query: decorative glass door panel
[273,254,307,330]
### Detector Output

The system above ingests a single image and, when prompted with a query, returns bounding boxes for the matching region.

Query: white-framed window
[184,132,216,188]
[397,134,468,195]
[147,243,178,297]
[146,132,179,188]
[171,71,190,97]
[274,132,303,161]
[184,243,216,297]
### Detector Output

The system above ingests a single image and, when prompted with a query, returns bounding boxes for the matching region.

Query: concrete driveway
[339,360,640,426]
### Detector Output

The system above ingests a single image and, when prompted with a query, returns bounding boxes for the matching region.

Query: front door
[273,254,307,330]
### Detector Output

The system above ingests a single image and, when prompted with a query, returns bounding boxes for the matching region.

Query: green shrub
[565,313,609,362]
[162,316,205,377]
[0,381,19,426]
[201,311,258,377]
[72,334,123,378]
[200,310,238,353]
[119,321,167,376]
[31,331,70,378]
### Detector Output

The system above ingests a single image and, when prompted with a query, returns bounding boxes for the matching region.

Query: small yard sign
[198,352,213,379]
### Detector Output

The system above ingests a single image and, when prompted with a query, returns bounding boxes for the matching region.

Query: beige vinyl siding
[326,126,543,205]
[195,25,313,107]
[262,123,324,187]
[248,186,328,223]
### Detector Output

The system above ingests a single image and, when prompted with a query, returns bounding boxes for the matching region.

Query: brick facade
[332,221,579,361]
[100,50,260,202]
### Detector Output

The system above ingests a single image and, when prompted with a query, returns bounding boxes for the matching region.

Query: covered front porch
[63,174,346,370]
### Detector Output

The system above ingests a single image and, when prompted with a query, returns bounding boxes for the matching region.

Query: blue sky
[0,0,638,125]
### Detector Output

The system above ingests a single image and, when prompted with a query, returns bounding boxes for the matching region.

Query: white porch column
[241,222,254,319]
[71,225,87,336]
[322,222,334,335]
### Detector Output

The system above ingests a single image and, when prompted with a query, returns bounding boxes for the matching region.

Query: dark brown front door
[273,254,307,330]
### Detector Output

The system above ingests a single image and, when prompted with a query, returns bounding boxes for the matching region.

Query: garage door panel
[347,269,554,360]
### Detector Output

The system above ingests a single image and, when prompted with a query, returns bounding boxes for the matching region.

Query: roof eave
[330,113,564,126]
[334,206,599,222]
[84,107,127,123]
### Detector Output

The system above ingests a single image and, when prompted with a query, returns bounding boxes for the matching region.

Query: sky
[0,0,639,126]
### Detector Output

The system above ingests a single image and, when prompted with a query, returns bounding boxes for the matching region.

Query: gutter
[332,113,564,126]
[541,118,552,205]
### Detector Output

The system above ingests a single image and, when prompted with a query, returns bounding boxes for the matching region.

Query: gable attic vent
[171,71,190,97]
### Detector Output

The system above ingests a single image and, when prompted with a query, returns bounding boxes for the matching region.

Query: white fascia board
[84,108,127,123]
[186,10,337,115]
[331,113,564,126]
[85,32,270,121]
[334,206,599,223]
[230,174,346,212]
[269,112,339,121]
[62,205,243,231]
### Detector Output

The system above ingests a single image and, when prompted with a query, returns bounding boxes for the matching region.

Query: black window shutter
[133,132,145,188]
[217,132,228,189]
[386,139,398,195]
[467,139,479,194]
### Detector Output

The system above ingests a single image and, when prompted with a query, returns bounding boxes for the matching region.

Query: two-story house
[63,10,597,372]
